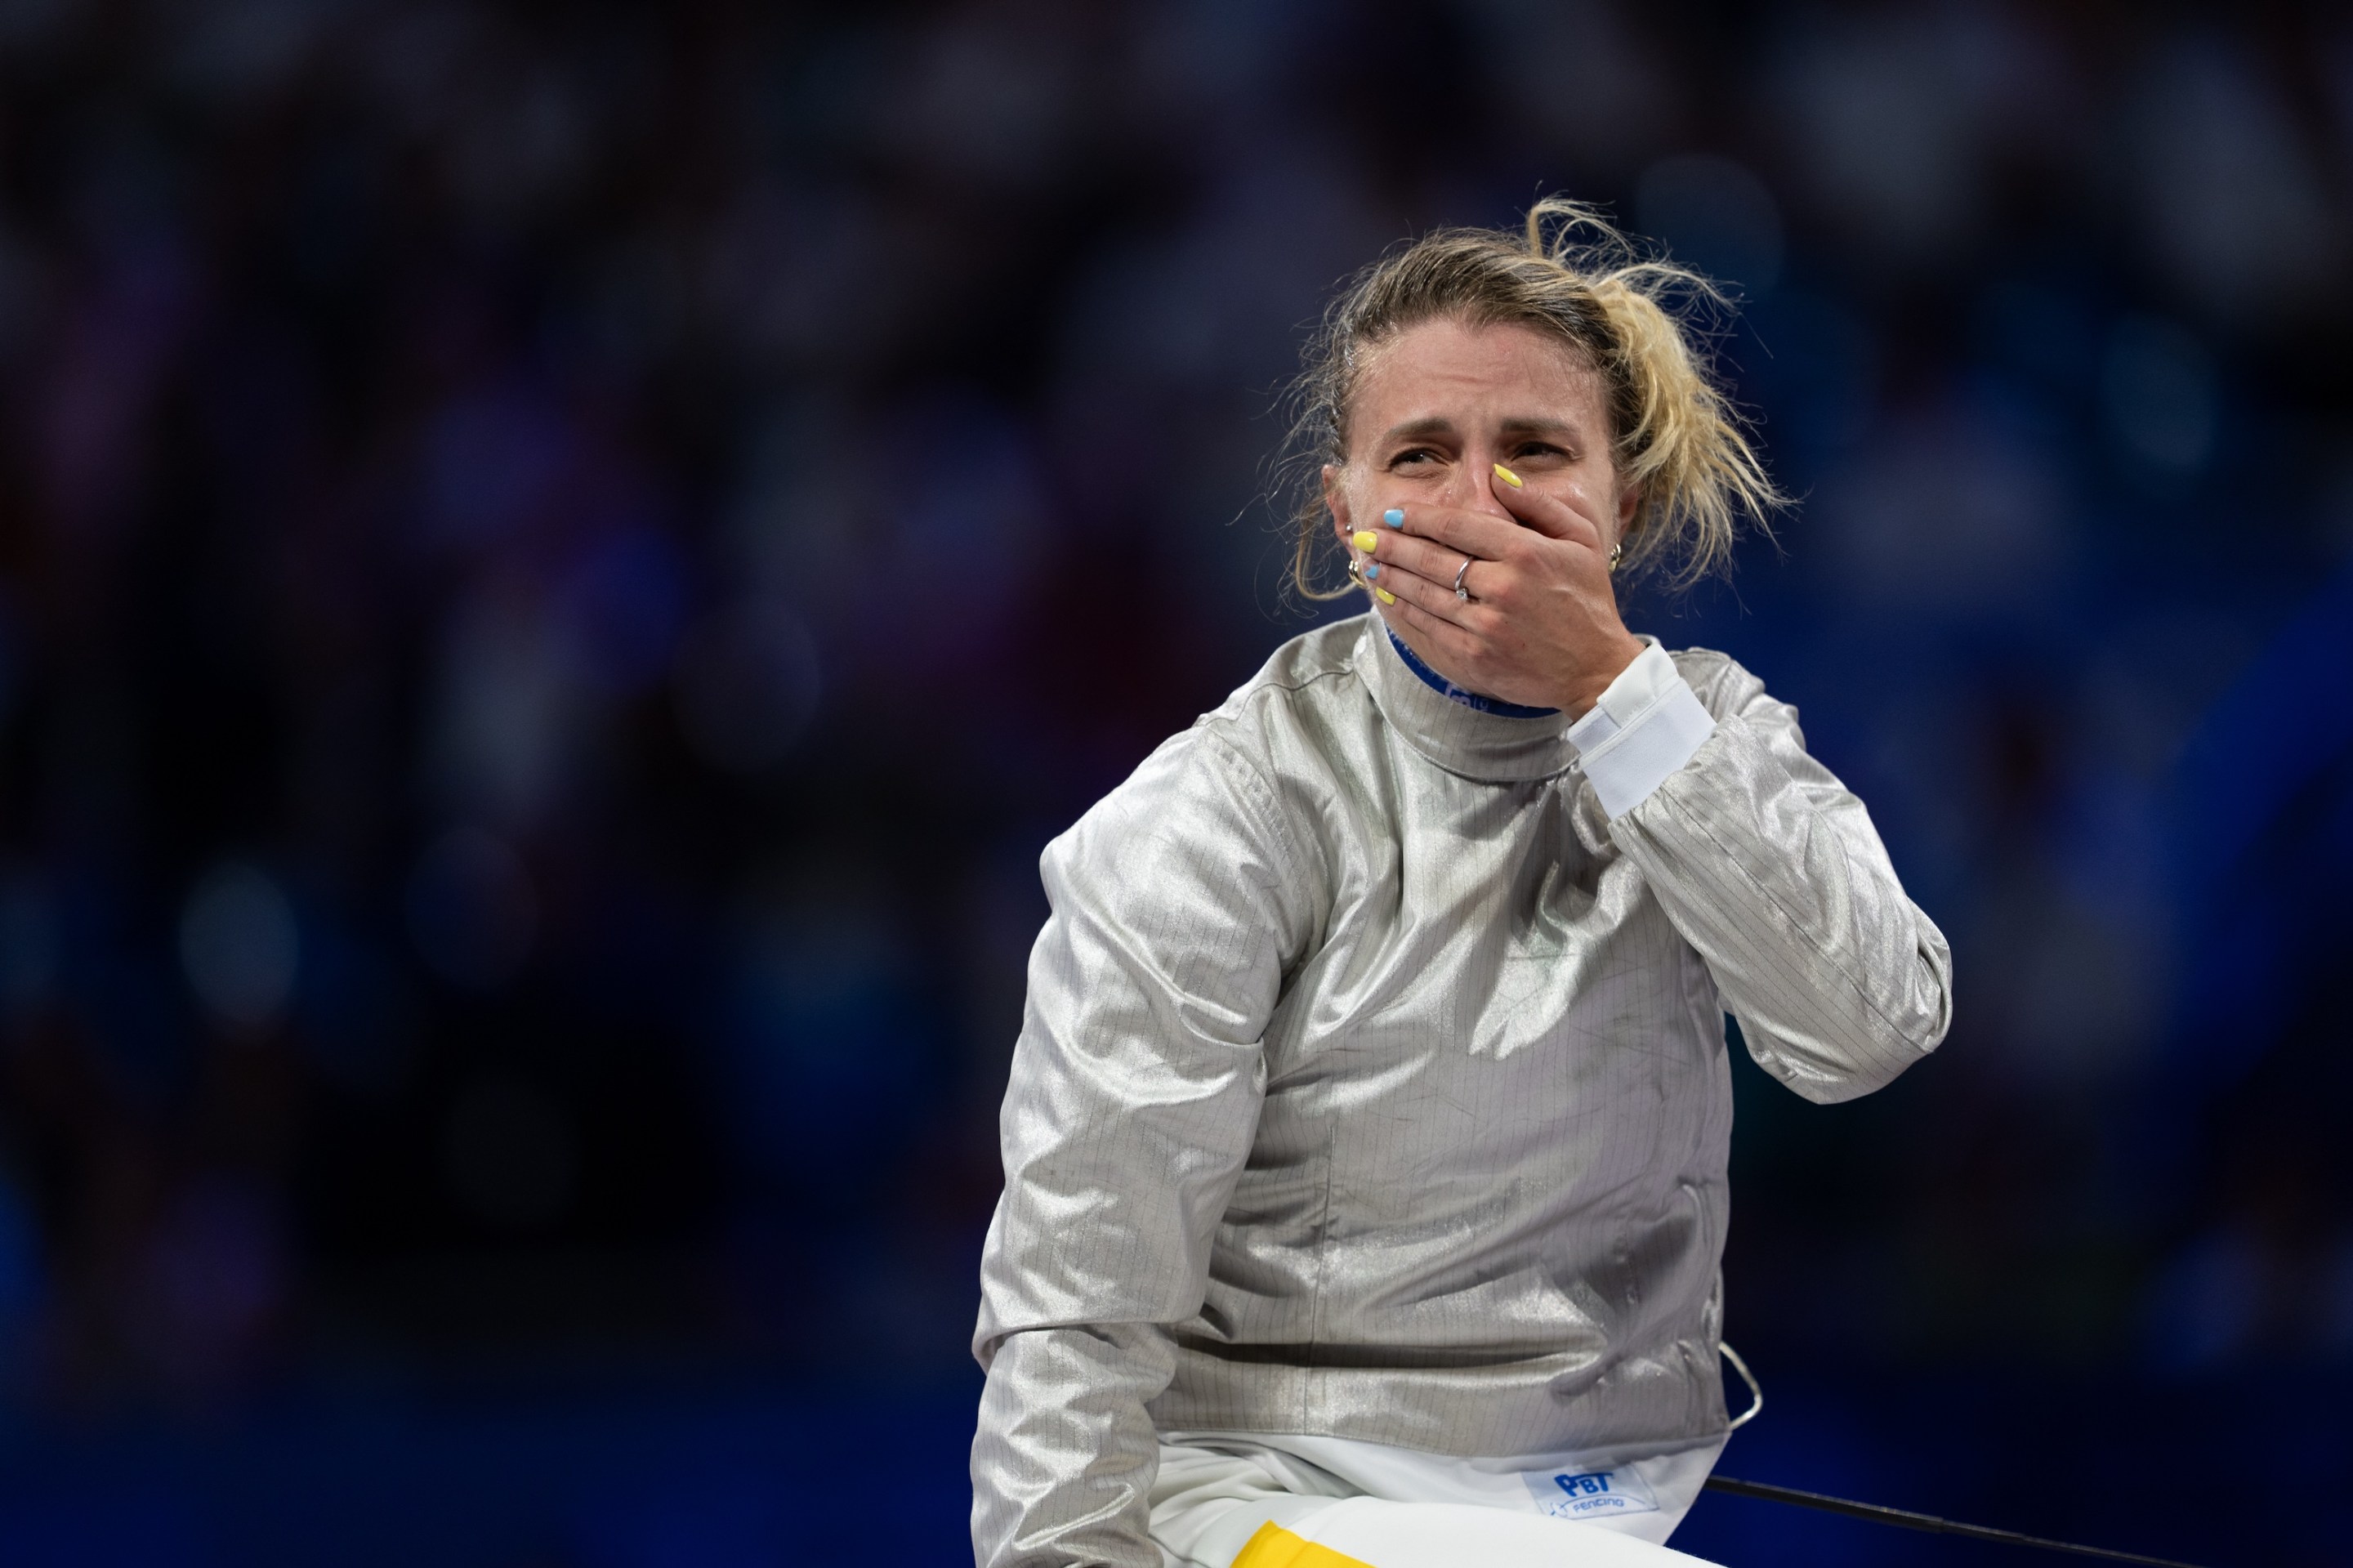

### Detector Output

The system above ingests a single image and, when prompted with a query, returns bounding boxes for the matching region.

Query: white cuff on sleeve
[1567,642,1716,818]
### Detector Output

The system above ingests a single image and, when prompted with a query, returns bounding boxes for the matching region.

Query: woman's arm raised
[1366,473,1949,1101]
[971,724,1317,1568]
[1595,652,1953,1102]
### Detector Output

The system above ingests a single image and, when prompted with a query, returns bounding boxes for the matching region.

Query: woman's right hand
[1355,465,1641,717]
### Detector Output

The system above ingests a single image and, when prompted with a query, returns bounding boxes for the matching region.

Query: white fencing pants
[1149,1444,1722,1568]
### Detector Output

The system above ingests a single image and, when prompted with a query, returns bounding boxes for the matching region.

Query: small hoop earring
[1346,555,1364,583]
[1607,542,1624,573]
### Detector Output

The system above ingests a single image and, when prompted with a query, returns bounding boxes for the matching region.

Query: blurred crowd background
[0,0,2347,1563]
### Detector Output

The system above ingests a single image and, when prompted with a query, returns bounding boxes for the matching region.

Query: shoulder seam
[1193,650,1365,737]
[1190,726,1321,914]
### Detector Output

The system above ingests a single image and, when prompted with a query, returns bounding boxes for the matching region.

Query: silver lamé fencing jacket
[971,615,1953,1567]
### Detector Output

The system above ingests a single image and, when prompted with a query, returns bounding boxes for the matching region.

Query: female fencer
[971,199,1953,1568]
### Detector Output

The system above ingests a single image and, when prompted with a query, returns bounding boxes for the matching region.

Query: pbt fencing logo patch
[1522,1465,1661,1521]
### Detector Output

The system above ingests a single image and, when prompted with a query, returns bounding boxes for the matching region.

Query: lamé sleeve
[970,724,1319,1568]
[1574,645,1953,1104]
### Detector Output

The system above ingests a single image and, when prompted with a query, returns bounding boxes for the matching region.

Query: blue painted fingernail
[1382,508,1404,527]
[1364,562,1381,579]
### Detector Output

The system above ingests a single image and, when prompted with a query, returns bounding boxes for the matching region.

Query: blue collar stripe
[1387,631,1560,719]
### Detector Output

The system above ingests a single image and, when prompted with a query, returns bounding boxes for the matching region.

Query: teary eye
[1389,447,1440,471]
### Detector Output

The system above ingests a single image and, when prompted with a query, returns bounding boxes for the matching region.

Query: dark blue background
[0,2,2345,1562]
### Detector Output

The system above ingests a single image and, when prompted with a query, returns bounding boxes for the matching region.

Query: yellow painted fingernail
[1352,529,1379,552]
[1493,463,1522,488]
[1374,587,1395,604]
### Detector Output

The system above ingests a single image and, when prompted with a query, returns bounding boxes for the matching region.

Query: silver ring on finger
[1453,556,1473,601]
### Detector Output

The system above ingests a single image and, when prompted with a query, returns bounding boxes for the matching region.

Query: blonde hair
[1282,197,1782,597]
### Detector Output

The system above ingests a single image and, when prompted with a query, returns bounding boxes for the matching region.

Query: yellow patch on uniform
[1230,1519,1379,1568]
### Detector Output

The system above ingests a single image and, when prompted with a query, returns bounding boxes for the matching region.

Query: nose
[1448,442,1514,518]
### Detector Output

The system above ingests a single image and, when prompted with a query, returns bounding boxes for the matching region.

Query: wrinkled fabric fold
[972,614,1951,1567]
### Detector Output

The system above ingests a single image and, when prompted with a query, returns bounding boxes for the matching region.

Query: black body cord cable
[1707,1347,2208,1568]
[1700,1475,2208,1568]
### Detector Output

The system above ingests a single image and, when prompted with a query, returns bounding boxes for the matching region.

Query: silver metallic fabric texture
[971,616,1953,1567]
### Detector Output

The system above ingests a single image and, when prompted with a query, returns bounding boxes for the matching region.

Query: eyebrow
[1375,414,1585,446]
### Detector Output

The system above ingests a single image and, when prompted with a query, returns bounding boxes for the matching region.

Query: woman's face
[1323,315,1636,555]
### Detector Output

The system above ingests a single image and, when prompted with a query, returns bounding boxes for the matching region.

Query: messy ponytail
[1279,197,1782,598]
